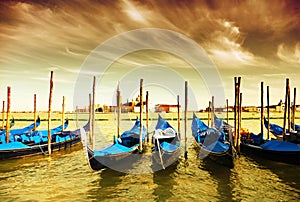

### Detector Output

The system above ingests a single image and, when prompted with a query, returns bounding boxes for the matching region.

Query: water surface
[0,118,299,201]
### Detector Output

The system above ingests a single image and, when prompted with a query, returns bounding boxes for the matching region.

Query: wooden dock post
[34,94,37,131]
[184,81,188,159]
[267,86,270,140]
[208,101,211,126]
[139,79,144,152]
[89,93,92,144]
[287,82,291,133]
[92,76,96,150]
[236,92,242,154]
[2,101,4,130]
[76,105,79,128]
[234,77,238,147]
[146,91,149,143]
[117,82,121,138]
[292,88,296,130]
[177,95,181,140]
[62,96,65,132]
[237,77,241,147]
[211,96,215,128]
[283,78,289,141]
[260,82,264,137]
[5,87,11,143]
[226,99,229,124]
[48,71,54,155]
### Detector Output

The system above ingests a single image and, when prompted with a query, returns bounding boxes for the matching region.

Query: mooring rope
[39,143,47,155]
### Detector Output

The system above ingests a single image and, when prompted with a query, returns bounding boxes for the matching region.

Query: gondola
[191,113,235,168]
[240,132,300,165]
[84,118,146,171]
[0,117,15,131]
[264,117,300,143]
[152,115,182,170]
[0,119,88,160]
[0,116,41,143]
[291,122,300,131]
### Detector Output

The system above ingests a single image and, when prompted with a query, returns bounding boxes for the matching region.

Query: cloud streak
[0,0,299,110]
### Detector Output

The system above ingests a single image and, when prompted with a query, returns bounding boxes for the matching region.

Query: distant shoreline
[1,111,299,121]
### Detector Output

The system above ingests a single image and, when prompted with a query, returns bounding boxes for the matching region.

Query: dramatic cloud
[0,0,299,110]
[277,43,300,64]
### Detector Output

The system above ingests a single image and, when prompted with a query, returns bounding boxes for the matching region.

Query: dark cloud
[0,0,299,109]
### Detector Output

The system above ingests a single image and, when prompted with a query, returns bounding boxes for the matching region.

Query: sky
[0,0,299,112]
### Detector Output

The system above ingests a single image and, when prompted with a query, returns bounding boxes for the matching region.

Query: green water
[0,119,299,201]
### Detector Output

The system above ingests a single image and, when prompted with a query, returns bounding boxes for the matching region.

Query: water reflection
[87,168,126,200]
[200,158,233,201]
[153,162,178,202]
[244,155,300,191]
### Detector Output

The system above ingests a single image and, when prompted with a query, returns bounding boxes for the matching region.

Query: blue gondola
[264,117,300,143]
[192,113,235,168]
[0,117,41,144]
[240,130,300,165]
[0,119,88,160]
[152,115,182,170]
[84,118,146,171]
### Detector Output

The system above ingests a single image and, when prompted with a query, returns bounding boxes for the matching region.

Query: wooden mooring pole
[208,101,211,126]
[234,77,238,147]
[62,96,65,132]
[211,96,215,128]
[5,87,11,143]
[283,78,289,141]
[146,91,149,144]
[287,82,291,133]
[92,76,96,150]
[292,88,296,130]
[237,92,242,154]
[34,94,37,131]
[117,82,121,138]
[76,105,79,128]
[139,79,144,152]
[226,99,229,124]
[184,81,188,159]
[89,93,92,144]
[48,71,54,155]
[267,86,270,140]
[260,82,264,137]
[2,101,4,130]
[237,77,241,147]
[177,95,181,140]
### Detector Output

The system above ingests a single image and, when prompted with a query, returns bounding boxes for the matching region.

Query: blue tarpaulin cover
[160,141,179,152]
[203,141,230,153]
[94,119,143,157]
[155,115,175,131]
[192,113,230,153]
[261,140,300,151]
[264,117,285,136]
[94,143,136,156]
[31,121,69,143]
[291,122,300,131]
[249,133,263,145]
[120,119,146,147]
[0,120,40,136]
[0,142,30,150]
[192,114,209,136]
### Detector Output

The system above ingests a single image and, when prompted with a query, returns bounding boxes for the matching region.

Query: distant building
[204,106,234,112]
[243,106,258,112]
[270,100,284,112]
[202,100,285,113]
[155,104,181,113]
[107,96,147,113]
